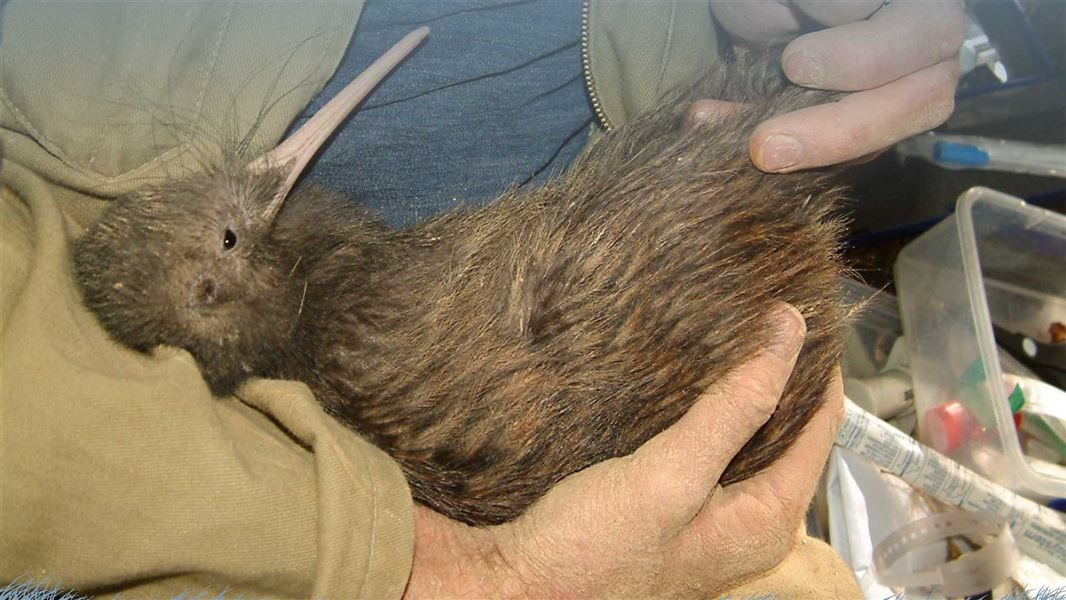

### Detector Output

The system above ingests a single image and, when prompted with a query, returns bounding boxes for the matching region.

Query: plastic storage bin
[895,187,1066,498]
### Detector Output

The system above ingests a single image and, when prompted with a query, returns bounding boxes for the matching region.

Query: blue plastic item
[934,141,991,166]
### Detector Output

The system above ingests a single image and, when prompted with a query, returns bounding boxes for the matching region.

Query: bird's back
[302,58,849,525]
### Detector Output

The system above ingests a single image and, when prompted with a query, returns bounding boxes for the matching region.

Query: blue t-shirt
[291,0,594,228]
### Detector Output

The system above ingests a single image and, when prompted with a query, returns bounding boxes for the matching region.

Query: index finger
[784,0,964,91]
[624,304,807,531]
[675,368,844,573]
[669,368,844,584]
[715,367,844,529]
[794,0,884,27]
[709,0,805,44]
[750,58,958,171]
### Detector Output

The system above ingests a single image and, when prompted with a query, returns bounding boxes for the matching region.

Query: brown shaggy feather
[75,58,849,525]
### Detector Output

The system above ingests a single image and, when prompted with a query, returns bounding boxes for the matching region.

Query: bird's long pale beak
[251,26,429,222]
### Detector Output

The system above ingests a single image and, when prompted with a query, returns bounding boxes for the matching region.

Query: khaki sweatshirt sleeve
[0,160,414,598]
[585,0,721,129]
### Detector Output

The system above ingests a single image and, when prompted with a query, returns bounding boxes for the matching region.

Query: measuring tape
[873,512,1019,597]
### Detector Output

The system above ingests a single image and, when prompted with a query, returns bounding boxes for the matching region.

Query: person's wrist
[404,506,534,599]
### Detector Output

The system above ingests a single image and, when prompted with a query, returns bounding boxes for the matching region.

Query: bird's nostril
[196,277,219,305]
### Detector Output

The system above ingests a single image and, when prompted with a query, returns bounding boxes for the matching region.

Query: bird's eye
[223,228,237,250]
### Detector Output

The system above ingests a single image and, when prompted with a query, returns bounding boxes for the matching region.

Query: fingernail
[783,49,823,87]
[759,134,803,172]
[692,110,710,124]
[767,304,807,361]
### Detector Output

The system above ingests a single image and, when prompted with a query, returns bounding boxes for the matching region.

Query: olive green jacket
[0,2,857,597]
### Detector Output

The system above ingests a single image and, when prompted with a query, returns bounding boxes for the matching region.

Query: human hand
[694,0,965,172]
[403,304,846,599]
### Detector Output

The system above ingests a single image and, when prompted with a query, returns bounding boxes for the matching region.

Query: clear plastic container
[895,187,1066,498]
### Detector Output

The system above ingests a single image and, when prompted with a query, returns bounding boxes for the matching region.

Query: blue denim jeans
[292,0,594,228]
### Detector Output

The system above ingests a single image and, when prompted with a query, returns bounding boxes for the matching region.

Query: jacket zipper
[581,0,614,132]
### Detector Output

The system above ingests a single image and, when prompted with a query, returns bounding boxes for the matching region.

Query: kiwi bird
[75,28,849,526]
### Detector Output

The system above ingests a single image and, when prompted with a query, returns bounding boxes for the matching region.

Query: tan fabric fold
[1,161,414,597]
[722,526,863,598]
[0,1,363,228]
